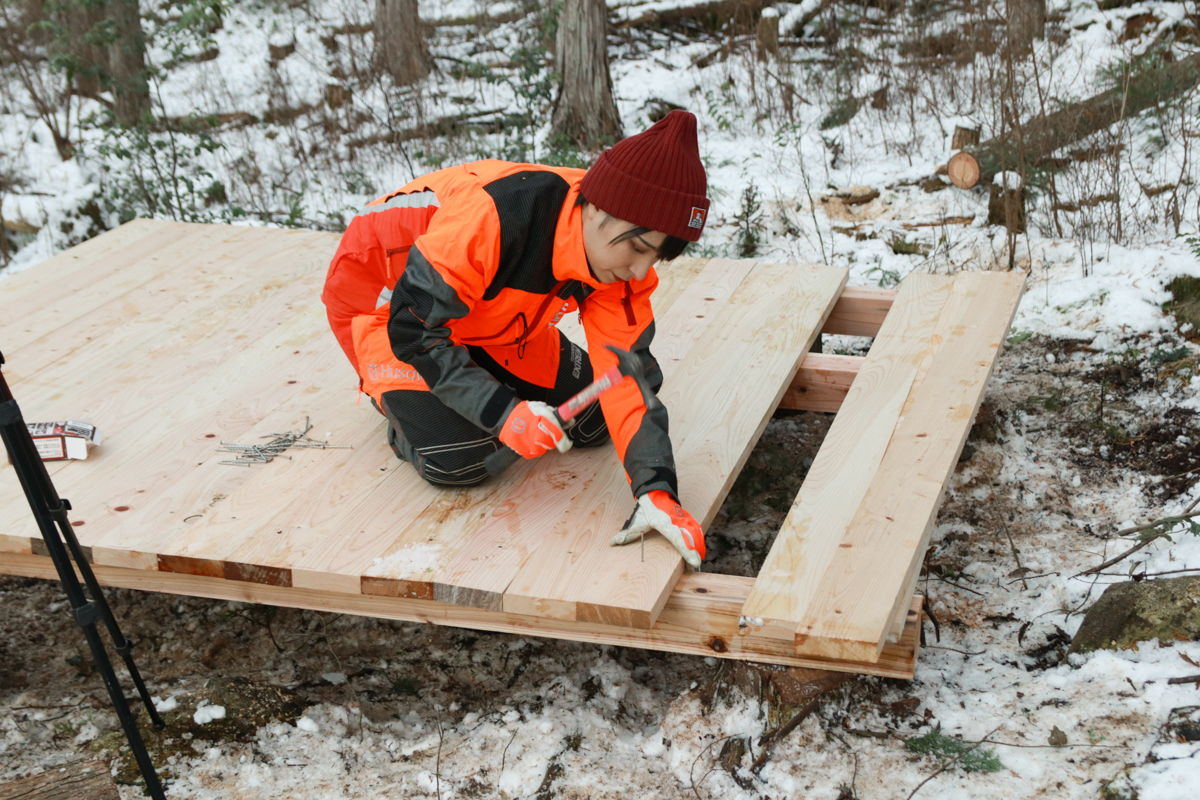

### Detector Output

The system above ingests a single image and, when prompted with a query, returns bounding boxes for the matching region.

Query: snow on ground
[2,1,1200,798]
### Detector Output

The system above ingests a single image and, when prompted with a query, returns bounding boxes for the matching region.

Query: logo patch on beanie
[688,208,706,230]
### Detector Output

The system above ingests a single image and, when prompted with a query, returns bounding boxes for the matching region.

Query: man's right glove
[610,490,705,569]
[498,400,572,459]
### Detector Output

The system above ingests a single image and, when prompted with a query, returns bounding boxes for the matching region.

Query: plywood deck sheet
[0,223,341,552]
[740,271,1025,662]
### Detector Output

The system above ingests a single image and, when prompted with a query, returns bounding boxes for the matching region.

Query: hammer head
[604,344,662,412]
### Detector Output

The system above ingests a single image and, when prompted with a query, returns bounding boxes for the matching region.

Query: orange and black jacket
[384,161,676,500]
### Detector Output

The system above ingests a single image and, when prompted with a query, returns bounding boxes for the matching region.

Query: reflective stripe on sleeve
[359,190,441,216]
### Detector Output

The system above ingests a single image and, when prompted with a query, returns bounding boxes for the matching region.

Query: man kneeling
[322,111,709,568]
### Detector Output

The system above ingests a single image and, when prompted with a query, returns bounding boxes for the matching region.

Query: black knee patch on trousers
[380,390,498,487]
[380,331,613,485]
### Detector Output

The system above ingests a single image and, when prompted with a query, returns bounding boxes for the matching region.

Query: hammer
[483,344,660,477]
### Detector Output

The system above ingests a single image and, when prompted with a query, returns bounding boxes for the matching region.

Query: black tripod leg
[0,355,167,800]
[50,500,166,729]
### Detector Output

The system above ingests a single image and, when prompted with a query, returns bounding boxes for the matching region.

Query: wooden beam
[820,286,896,337]
[778,353,864,413]
[0,551,920,677]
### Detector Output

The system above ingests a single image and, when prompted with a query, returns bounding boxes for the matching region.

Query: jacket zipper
[621,281,636,326]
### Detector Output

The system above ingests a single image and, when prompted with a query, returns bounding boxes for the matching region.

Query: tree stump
[951,125,980,150]
[988,176,1027,233]
[757,9,779,62]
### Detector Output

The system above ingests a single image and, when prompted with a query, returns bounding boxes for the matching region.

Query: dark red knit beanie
[580,110,710,242]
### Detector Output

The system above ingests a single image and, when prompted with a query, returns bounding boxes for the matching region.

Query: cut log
[951,50,1200,188]
[0,761,119,800]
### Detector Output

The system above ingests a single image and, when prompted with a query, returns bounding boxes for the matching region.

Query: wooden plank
[79,306,354,566]
[0,223,235,356]
[739,275,955,633]
[0,760,119,800]
[0,224,275,524]
[0,230,330,550]
[217,254,709,598]
[778,353,863,413]
[430,258,761,611]
[1,235,337,555]
[4,227,298,376]
[504,263,847,628]
[792,272,1025,662]
[0,218,160,309]
[820,286,896,337]
[352,256,710,598]
[0,551,921,678]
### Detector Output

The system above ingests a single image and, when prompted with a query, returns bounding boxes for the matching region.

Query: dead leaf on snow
[1049,726,1068,747]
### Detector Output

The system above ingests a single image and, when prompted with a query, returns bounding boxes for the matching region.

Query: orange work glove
[610,489,705,569]
[498,400,572,459]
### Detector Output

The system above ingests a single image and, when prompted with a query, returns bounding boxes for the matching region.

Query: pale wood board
[504,262,847,628]
[351,256,710,598]
[0,551,921,677]
[739,275,955,629]
[3,227,289,380]
[0,218,161,314]
[2,228,340,556]
[792,271,1026,661]
[0,223,277,525]
[1,223,238,357]
[183,253,710,597]
[430,257,760,610]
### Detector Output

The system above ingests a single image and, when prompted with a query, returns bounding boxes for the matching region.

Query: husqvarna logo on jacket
[366,363,421,383]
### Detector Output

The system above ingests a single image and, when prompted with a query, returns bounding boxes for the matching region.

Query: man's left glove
[610,489,705,569]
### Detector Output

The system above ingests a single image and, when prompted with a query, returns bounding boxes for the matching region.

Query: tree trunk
[374,0,430,86]
[1007,0,1046,55]
[107,0,150,125]
[954,50,1200,187]
[61,1,107,96]
[551,0,622,150]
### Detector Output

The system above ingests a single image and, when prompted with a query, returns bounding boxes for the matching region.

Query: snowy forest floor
[3,0,1200,798]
